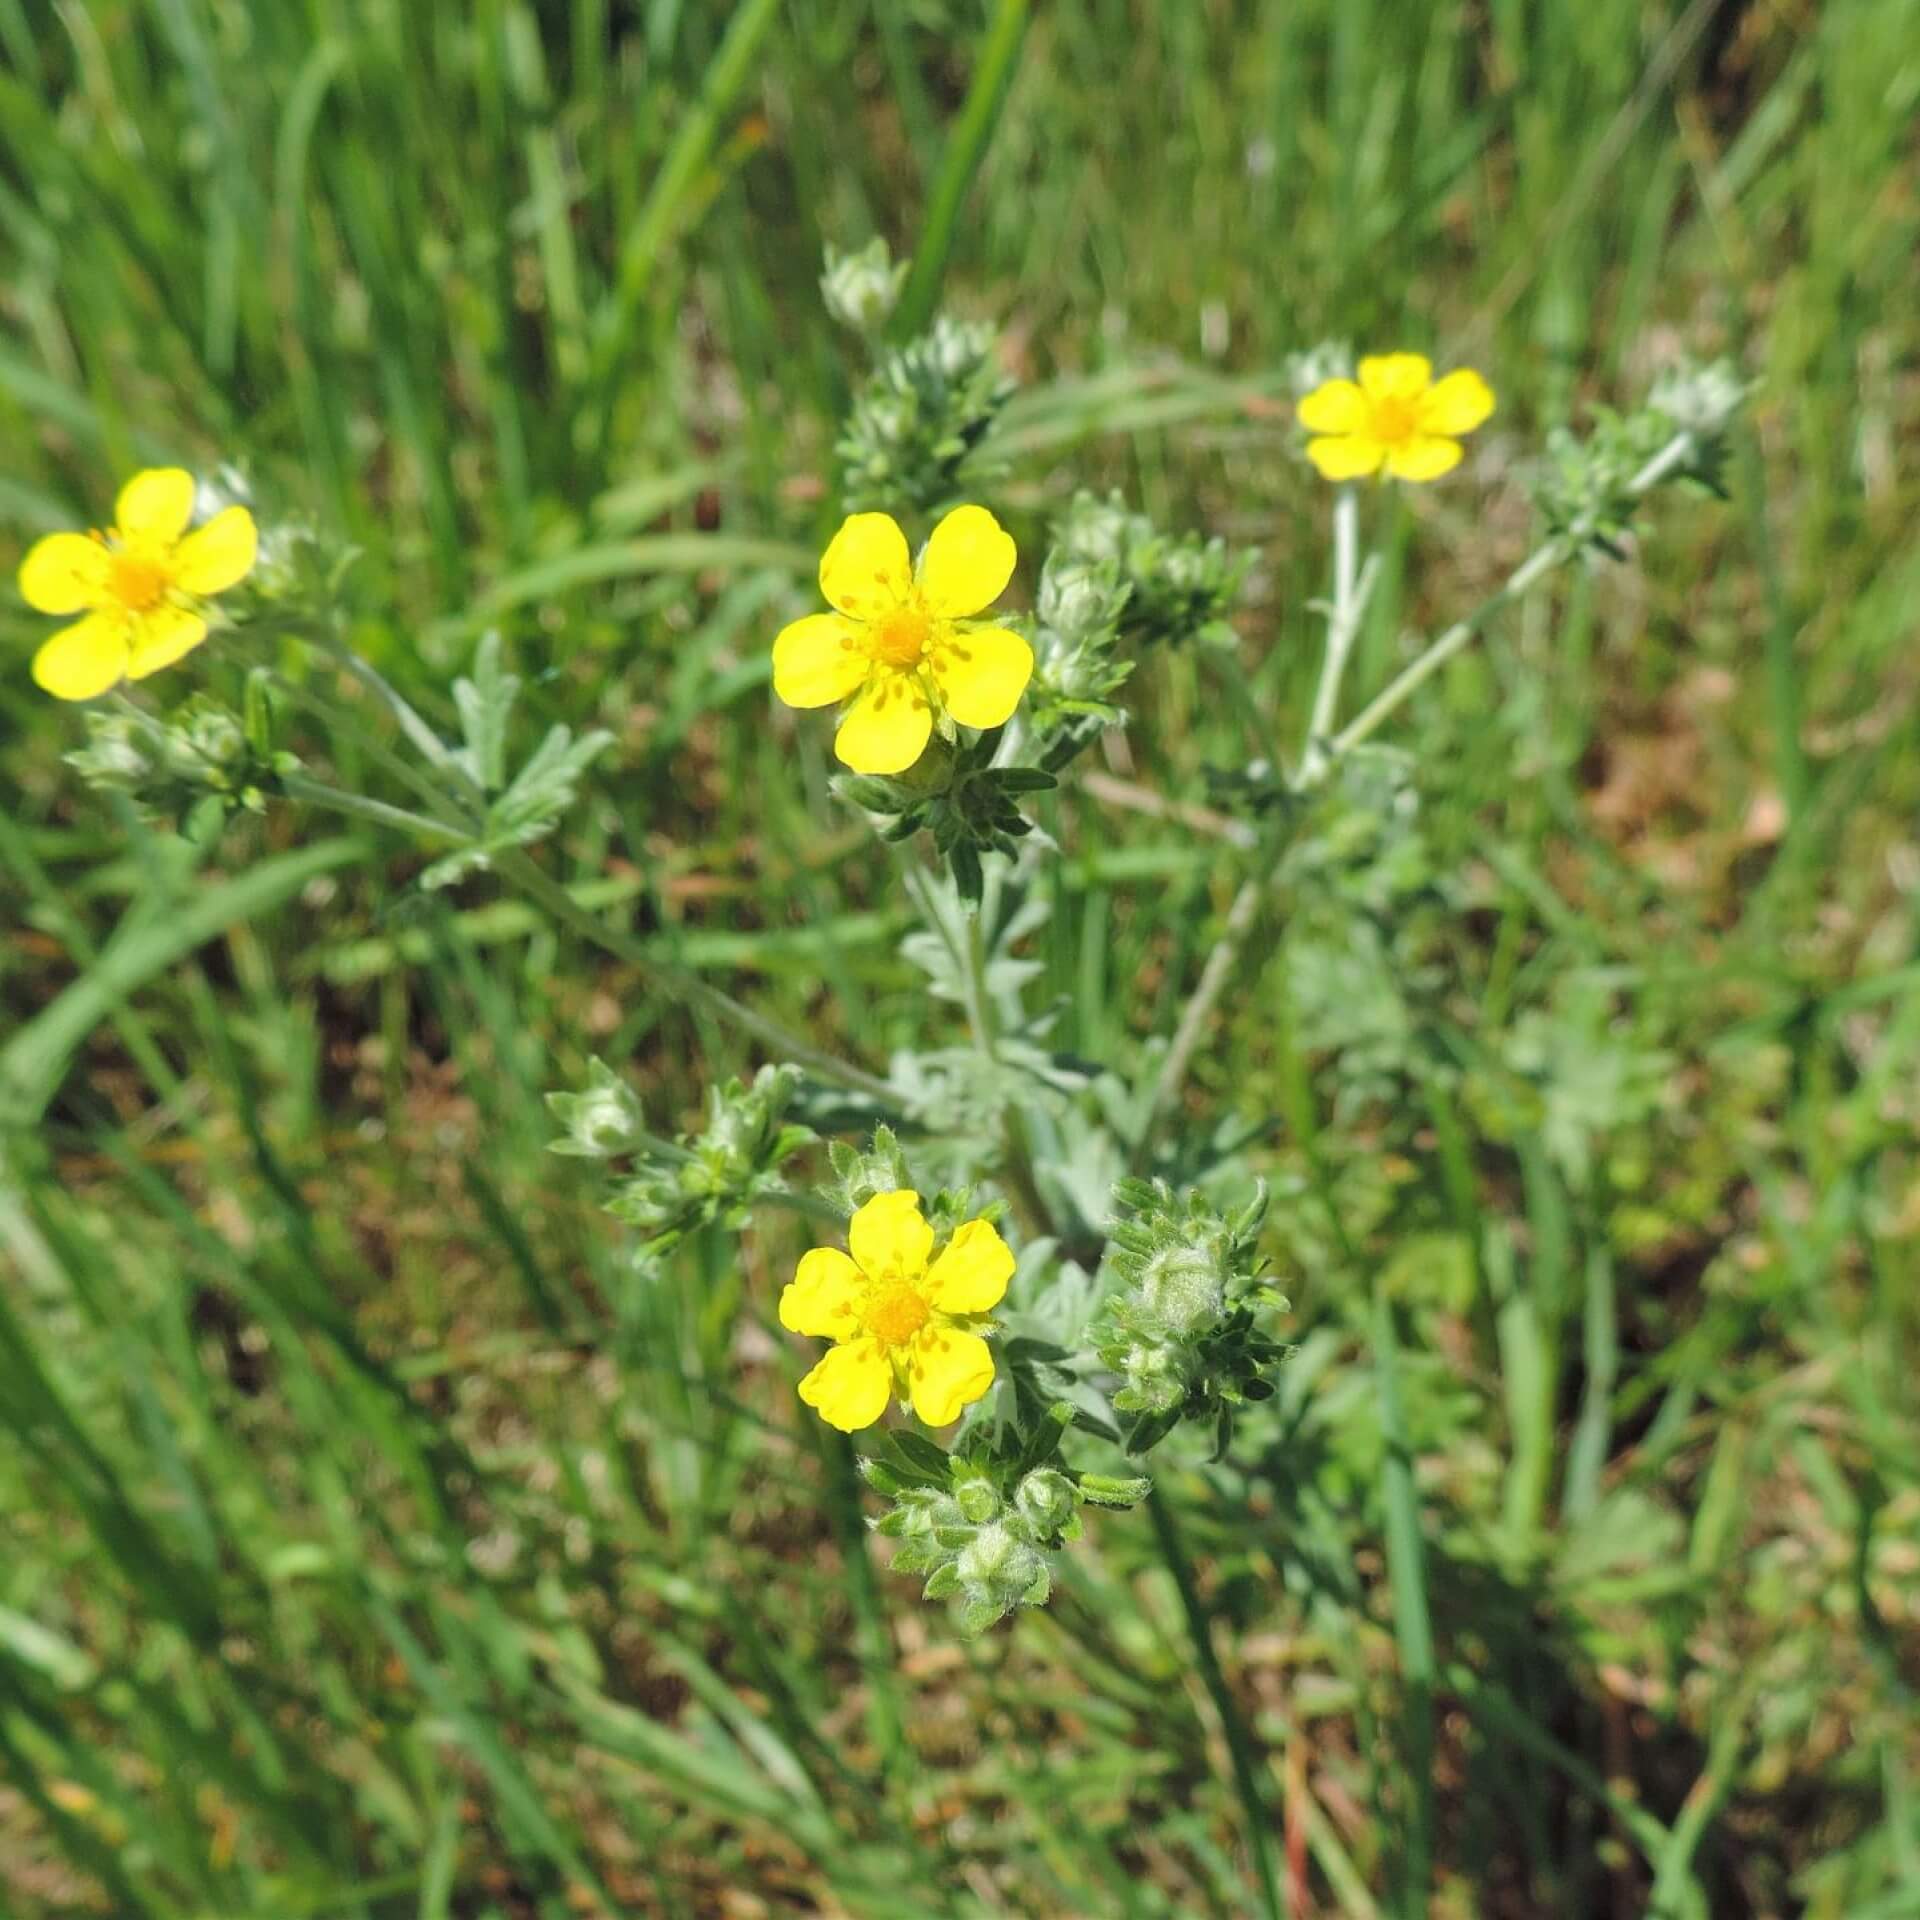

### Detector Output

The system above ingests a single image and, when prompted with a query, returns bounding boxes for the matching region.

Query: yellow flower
[779,1189,1012,1432]
[16,468,258,700]
[773,504,1032,776]
[1298,354,1495,483]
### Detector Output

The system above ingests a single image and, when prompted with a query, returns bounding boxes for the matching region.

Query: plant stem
[1147,1488,1286,1920]
[1333,430,1694,757]
[317,633,487,807]
[1133,864,1264,1164]
[947,872,1053,1238]
[1133,485,1371,1160]
[1135,433,1698,1155]
[1299,486,1376,784]
[278,773,474,846]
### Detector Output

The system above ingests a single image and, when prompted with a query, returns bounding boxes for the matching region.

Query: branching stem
[1134,430,1696,1156]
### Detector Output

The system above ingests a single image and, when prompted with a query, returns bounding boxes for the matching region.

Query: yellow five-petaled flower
[1298,354,1495,484]
[16,467,258,701]
[773,504,1032,776]
[780,1189,1013,1432]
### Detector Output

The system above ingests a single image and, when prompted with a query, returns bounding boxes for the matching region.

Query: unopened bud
[821,238,907,336]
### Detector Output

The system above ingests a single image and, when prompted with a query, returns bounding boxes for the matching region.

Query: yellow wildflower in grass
[780,1189,1013,1431]
[1298,354,1495,483]
[773,503,1032,776]
[16,468,258,700]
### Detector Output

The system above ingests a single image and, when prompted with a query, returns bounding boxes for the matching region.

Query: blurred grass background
[2,1,1918,1915]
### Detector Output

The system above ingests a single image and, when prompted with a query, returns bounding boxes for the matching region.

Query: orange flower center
[863,1282,932,1347]
[109,551,171,614]
[1369,394,1423,446]
[868,605,932,670]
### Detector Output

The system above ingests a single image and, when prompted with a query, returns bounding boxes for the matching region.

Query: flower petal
[916,504,1016,618]
[1296,378,1367,436]
[32,612,129,701]
[1305,435,1386,481]
[1357,353,1432,402]
[125,605,210,679]
[1419,368,1494,436]
[114,468,196,549]
[930,625,1032,730]
[906,1326,995,1427]
[18,533,111,614]
[923,1219,1013,1315]
[833,669,931,775]
[779,1247,865,1337]
[797,1338,892,1432]
[1385,436,1464,483]
[820,512,912,619]
[848,1188,934,1280]
[171,506,257,595]
[773,612,868,710]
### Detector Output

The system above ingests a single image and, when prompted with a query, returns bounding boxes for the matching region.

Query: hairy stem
[1333,430,1694,755]
[1299,486,1377,783]
[279,773,474,846]
[1133,486,1370,1159]
[942,870,1054,1238]
[1136,432,1697,1152]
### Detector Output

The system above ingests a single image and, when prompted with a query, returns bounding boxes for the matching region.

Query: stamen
[868,606,931,669]
[108,552,171,614]
[863,1283,932,1347]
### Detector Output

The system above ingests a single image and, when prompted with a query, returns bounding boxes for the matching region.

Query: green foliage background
[2,2,1917,1915]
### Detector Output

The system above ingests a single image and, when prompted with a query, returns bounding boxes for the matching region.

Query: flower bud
[166,700,246,778]
[1137,1244,1227,1333]
[1036,556,1128,639]
[1092,1179,1287,1452]
[1120,1340,1188,1415]
[65,694,297,825]
[66,713,155,788]
[1013,1469,1077,1536]
[954,1476,1001,1525]
[1648,358,1746,439]
[821,238,907,336]
[1055,493,1136,568]
[1285,339,1354,395]
[545,1059,647,1159]
[834,316,1015,514]
[955,1523,1045,1606]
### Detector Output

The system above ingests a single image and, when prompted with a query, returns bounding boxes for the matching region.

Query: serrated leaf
[451,631,518,791]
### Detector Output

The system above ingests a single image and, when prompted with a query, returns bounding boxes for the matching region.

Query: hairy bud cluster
[1534,358,1746,560]
[1283,338,1355,395]
[546,1058,647,1159]
[547,1063,813,1272]
[66,681,299,834]
[1091,1179,1290,1456]
[863,1422,1149,1634]
[1025,551,1134,765]
[836,314,1017,515]
[822,1127,987,1240]
[1052,491,1250,651]
[820,237,908,338]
